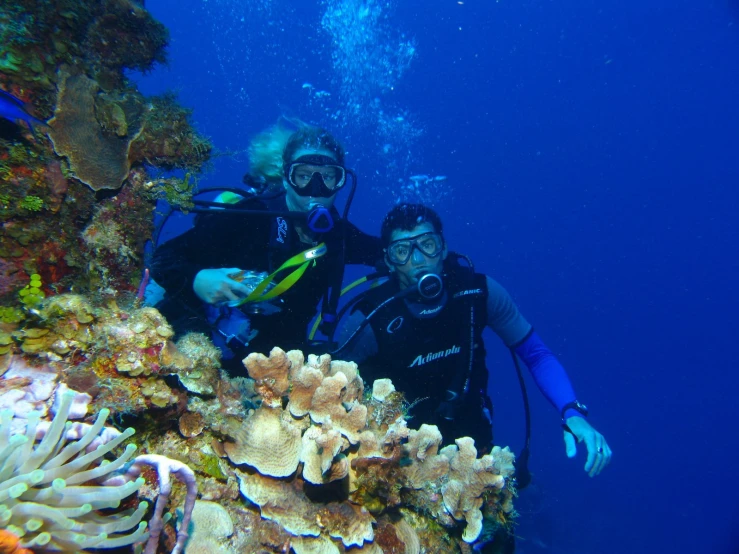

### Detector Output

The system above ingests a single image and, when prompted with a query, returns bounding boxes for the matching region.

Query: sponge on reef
[48,71,144,191]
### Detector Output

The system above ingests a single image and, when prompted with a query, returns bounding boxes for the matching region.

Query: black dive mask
[286,155,347,198]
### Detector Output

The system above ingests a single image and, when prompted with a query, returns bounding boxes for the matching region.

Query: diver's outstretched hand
[563,416,612,477]
[193,268,253,304]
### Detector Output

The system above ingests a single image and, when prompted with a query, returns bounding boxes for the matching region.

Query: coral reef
[222,348,517,552]
[0,0,212,308]
[48,70,146,192]
[0,289,518,553]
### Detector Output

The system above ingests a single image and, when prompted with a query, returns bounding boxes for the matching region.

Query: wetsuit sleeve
[485,276,533,346]
[485,276,580,419]
[333,309,378,364]
[151,212,264,306]
[343,222,382,266]
[513,330,580,420]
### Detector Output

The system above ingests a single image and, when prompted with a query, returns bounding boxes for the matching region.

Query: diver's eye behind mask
[286,154,347,198]
[386,232,444,266]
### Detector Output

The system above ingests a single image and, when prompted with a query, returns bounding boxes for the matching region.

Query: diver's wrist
[560,400,588,422]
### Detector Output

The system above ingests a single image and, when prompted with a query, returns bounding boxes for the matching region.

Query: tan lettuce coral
[223,347,517,552]
[224,406,303,477]
[182,500,235,554]
[439,438,511,542]
[237,471,374,548]
[300,426,344,484]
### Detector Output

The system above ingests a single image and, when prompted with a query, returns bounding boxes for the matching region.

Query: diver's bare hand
[563,416,612,477]
[193,268,252,304]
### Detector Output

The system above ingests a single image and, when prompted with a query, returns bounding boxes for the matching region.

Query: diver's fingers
[219,285,240,302]
[594,442,613,476]
[589,443,603,477]
[563,431,577,458]
[589,437,611,477]
[228,281,252,298]
[583,438,598,475]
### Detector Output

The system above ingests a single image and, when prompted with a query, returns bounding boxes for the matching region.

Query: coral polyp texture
[0,389,149,551]
[223,348,517,552]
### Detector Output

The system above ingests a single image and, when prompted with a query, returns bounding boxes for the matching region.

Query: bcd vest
[355,263,489,412]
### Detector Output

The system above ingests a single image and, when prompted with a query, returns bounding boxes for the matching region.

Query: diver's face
[283,148,337,212]
[386,222,447,289]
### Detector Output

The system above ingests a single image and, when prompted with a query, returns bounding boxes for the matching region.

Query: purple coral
[105,454,198,554]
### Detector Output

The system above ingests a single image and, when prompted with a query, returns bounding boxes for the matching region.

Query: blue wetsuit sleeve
[513,330,581,420]
[484,276,581,420]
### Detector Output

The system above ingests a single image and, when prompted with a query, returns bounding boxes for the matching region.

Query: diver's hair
[283,126,345,166]
[248,123,294,182]
[381,203,443,246]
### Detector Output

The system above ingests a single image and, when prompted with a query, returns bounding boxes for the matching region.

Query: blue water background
[133,1,739,552]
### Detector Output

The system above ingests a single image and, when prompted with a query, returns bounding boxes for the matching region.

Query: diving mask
[286,154,347,198]
[386,232,444,266]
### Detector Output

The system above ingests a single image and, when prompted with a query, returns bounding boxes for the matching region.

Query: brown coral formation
[222,347,518,552]
[48,71,145,192]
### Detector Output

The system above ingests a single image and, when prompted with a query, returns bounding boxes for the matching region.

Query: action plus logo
[276,217,288,243]
[409,345,461,367]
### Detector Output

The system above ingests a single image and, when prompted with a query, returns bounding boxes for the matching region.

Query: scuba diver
[333,204,612,551]
[334,202,612,465]
[151,125,381,374]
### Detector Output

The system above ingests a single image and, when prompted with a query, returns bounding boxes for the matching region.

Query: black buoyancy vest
[355,263,489,407]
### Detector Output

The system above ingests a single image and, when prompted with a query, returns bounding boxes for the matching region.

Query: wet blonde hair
[247,123,294,183]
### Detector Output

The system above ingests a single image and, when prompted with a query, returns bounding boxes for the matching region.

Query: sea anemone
[0,390,149,551]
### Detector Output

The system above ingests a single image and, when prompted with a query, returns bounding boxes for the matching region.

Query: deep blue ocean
[132,1,739,552]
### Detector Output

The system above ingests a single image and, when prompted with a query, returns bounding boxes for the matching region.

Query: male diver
[334,203,612,472]
[151,125,381,374]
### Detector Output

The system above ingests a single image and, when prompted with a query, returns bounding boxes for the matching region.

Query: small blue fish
[0,89,48,134]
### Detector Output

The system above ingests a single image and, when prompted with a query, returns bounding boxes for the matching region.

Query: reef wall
[1,0,211,308]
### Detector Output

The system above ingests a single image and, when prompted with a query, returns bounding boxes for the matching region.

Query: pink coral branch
[137,268,150,301]
[123,454,198,554]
